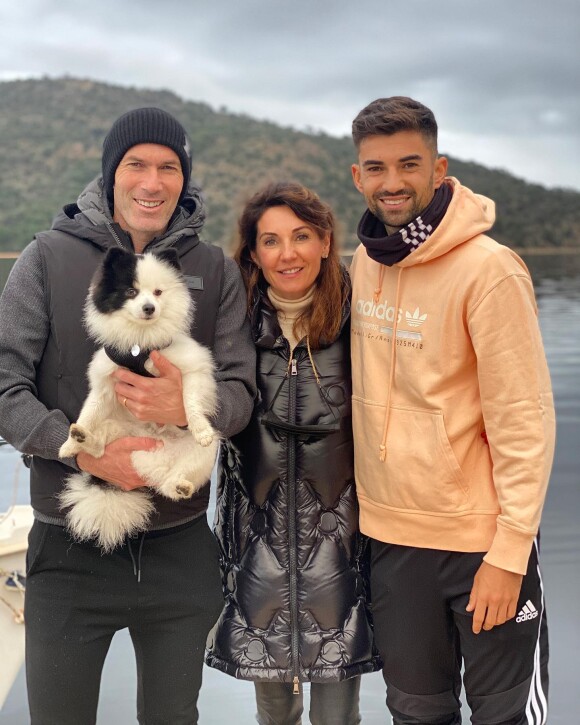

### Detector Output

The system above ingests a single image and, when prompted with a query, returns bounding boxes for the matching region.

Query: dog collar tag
[131,345,141,357]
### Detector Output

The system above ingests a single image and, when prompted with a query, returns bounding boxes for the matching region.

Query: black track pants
[370,541,549,725]
[24,517,223,725]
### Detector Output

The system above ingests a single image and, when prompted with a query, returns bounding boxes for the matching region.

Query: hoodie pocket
[353,399,468,513]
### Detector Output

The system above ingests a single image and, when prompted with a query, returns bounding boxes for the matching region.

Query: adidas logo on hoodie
[356,299,428,327]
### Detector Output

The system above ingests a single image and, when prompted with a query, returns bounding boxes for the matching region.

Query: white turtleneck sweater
[267,285,315,351]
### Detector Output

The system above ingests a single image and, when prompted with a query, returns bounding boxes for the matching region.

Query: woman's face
[251,205,330,300]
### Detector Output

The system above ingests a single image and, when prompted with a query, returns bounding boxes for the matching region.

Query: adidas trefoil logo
[405,307,428,328]
[516,599,539,623]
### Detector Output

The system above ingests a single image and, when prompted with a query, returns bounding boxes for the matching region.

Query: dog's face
[86,248,192,349]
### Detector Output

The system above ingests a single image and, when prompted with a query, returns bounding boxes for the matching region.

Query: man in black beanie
[0,108,256,724]
[101,106,193,253]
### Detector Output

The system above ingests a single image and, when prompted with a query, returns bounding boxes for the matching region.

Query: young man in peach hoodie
[349,97,555,725]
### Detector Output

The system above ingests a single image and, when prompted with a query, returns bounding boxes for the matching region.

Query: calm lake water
[1,253,579,723]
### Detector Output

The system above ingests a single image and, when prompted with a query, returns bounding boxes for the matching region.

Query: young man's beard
[369,190,423,233]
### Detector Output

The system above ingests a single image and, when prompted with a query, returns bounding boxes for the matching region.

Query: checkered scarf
[357,181,452,266]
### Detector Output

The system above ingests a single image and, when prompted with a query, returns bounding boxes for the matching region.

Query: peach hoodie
[350,178,555,575]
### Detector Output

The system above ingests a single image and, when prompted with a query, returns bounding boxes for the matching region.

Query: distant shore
[511,246,580,255]
[2,246,580,262]
[341,245,580,257]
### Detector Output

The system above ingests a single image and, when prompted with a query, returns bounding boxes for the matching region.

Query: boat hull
[0,505,33,709]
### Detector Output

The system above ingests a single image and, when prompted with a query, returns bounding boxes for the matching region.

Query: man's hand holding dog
[77,437,161,490]
[78,352,187,489]
[113,350,187,427]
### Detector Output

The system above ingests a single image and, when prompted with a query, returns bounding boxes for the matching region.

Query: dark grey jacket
[205,282,381,684]
[0,178,256,526]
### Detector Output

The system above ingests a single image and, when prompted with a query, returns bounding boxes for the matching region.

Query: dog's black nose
[142,303,155,316]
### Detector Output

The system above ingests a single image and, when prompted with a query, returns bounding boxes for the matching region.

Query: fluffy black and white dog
[59,247,218,552]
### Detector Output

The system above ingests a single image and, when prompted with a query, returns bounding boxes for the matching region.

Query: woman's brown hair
[234,181,348,349]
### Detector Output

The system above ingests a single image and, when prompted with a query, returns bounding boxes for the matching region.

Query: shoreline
[340,245,580,257]
[510,246,580,255]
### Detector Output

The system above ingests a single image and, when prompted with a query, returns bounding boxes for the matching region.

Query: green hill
[1,77,578,253]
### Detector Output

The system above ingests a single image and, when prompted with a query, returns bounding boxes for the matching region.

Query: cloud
[2,0,579,189]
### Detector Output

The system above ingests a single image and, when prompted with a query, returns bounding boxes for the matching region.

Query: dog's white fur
[59,252,218,552]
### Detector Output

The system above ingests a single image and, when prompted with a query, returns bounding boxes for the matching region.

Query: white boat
[0,435,33,711]
[0,504,33,709]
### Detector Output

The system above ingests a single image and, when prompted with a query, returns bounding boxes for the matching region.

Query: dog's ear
[91,247,136,310]
[154,249,182,272]
[101,247,133,272]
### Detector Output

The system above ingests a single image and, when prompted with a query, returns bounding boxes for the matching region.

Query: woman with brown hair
[205,181,380,724]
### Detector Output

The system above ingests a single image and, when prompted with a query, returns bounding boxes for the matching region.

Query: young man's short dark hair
[351,96,438,154]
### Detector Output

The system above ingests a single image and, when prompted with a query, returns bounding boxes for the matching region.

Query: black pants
[24,517,223,725]
[370,541,549,725]
[254,678,361,725]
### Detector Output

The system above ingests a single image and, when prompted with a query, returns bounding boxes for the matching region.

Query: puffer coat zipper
[287,355,300,693]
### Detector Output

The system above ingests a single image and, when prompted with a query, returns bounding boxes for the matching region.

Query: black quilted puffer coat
[205,283,381,687]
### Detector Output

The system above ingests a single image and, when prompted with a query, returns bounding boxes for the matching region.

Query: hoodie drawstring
[127,533,146,583]
[378,267,403,462]
[373,265,386,304]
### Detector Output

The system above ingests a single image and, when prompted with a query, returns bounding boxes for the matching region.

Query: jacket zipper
[355,530,364,565]
[227,457,236,561]
[105,222,185,253]
[288,354,300,693]
[105,221,126,249]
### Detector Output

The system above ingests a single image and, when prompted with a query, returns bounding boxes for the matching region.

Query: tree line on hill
[1,77,578,254]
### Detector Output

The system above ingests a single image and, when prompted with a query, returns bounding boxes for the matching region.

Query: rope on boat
[0,569,25,624]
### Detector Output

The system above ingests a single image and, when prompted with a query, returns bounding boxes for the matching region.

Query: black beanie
[101,107,192,206]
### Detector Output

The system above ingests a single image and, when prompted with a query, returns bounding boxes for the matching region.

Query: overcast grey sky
[2,0,579,191]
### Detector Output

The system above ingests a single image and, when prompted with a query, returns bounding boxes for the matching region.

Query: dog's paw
[66,424,104,457]
[59,438,80,459]
[174,481,194,499]
[191,424,215,448]
[70,424,87,444]
[59,425,87,458]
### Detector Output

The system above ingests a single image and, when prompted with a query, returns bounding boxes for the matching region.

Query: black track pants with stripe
[370,541,549,725]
